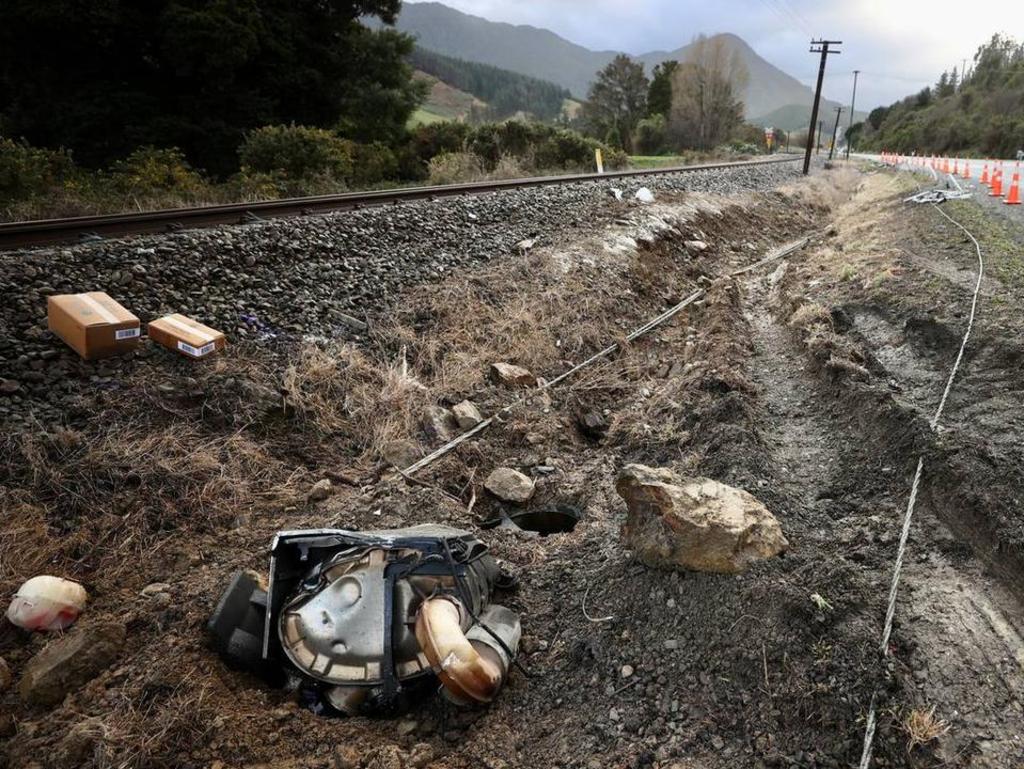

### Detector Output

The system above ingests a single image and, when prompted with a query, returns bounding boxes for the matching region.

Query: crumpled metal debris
[208,525,521,716]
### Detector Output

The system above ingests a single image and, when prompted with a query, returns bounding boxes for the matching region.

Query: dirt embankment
[2,166,1023,769]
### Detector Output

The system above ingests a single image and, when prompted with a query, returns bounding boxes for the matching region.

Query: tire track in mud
[747,258,1024,766]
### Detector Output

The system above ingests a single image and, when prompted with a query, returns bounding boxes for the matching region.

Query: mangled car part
[208,525,520,715]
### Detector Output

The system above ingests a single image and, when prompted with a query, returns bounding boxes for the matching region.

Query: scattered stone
[616,464,788,574]
[408,743,435,769]
[421,405,458,442]
[513,238,536,254]
[0,657,10,691]
[397,719,418,736]
[621,664,635,678]
[575,409,608,439]
[336,312,368,332]
[0,379,21,395]
[381,439,422,470]
[484,467,535,504]
[452,399,483,430]
[684,240,709,253]
[19,622,126,706]
[140,583,170,597]
[490,362,536,387]
[307,478,333,503]
[663,639,680,650]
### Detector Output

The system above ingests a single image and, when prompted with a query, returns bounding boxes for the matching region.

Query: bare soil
[2,165,1023,769]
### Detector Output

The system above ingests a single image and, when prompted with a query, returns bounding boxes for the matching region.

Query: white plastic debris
[609,188,623,201]
[6,576,88,631]
[634,187,655,204]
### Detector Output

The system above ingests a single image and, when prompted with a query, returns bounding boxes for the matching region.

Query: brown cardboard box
[47,292,140,360]
[148,314,226,359]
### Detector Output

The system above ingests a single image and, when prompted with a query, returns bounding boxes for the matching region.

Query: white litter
[634,187,655,204]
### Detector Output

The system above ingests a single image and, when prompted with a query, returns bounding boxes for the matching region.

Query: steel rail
[0,156,798,250]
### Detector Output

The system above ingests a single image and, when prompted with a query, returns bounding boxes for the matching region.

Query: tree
[583,55,649,153]
[668,35,748,150]
[0,1,424,177]
[647,61,679,117]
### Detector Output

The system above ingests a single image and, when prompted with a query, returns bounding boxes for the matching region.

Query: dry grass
[903,706,951,752]
[0,421,299,592]
[789,301,833,330]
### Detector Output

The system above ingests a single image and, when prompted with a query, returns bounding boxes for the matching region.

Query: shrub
[407,122,471,170]
[0,137,76,200]
[427,152,484,185]
[349,142,399,187]
[239,125,353,181]
[634,115,668,155]
[108,146,208,195]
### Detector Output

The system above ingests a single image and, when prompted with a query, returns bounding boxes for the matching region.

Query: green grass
[407,108,450,129]
[628,155,690,169]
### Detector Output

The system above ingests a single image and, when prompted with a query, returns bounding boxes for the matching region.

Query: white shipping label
[116,327,141,340]
[177,340,216,357]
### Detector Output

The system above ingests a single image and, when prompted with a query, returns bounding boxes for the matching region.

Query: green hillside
[858,34,1024,156]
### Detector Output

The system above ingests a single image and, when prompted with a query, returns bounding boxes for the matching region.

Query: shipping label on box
[148,314,226,359]
[47,292,140,360]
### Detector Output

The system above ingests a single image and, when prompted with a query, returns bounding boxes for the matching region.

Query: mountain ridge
[384,2,861,129]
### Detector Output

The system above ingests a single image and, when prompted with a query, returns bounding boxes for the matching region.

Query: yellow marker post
[595,148,604,174]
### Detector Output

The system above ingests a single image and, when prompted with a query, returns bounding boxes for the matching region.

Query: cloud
[407,0,1024,109]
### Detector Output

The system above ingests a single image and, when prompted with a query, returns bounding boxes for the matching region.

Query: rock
[0,657,10,691]
[408,743,434,769]
[484,468,535,504]
[336,312,368,332]
[575,409,608,439]
[307,478,333,503]
[54,718,103,766]
[513,238,536,254]
[684,240,709,253]
[381,439,422,470]
[621,665,635,678]
[19,621,126,706]
[396,719,418,736]
[452,400,483,430]
[616,464,788,574]
[489,362,536,387]
[140,583,170,597]
[634,187,655,203]
[0,379,20,395]
[422,405,458,442]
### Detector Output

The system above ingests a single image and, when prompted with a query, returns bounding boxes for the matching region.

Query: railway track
[0,156,798,250]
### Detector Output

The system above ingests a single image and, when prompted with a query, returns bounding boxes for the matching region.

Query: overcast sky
[408,0,1024,109]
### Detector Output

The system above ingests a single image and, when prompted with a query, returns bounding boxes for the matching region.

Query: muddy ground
[2,164,1023,769]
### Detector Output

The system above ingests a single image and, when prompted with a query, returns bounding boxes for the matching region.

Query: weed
[903,706,950,752]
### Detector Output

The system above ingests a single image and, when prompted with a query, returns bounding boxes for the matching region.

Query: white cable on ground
[402,236,812,476]
[857,186,985,769]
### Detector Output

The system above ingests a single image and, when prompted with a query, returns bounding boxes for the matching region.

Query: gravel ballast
[0,160,800,426]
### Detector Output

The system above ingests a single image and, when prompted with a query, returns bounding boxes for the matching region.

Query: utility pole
[803,39,842,175]
[845,69,860,160]
[816,120,823,154]
[828,106,843,160]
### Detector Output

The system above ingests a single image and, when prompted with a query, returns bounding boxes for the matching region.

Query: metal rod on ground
[401,236,814,477]
[804,39,841,174]
[846,70,860,161]
[828,106,844,161]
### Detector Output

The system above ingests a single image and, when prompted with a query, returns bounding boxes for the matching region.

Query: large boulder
[19,622,126,706]
[616,464,787,574]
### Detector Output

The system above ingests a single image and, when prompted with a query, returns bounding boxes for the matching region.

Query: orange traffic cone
[953,158,960,175]
[961,159,971,179]
[943,156,950,173]
[981,161,990,185]
[989,166,1003,197]
[1005,164,1021,205]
